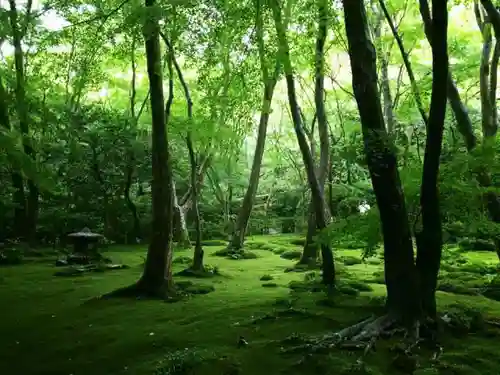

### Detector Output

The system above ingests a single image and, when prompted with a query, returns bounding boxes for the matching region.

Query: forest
[2,0,500,373]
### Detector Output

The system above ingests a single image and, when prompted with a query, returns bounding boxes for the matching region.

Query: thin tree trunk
[379,0,428,127]
[8,0,38,245]
[475,2,495,139]
[300,0,332,265]
[124,35,141,242]
[228,0,281,250]
[343,0,419,323]
[415,0,448,323]
[161,32,205,271]
[271,0,335,286]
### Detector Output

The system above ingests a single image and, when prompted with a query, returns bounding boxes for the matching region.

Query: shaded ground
[1,234,500,375]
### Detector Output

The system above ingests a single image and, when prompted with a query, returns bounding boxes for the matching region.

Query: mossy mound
[340,255,363,266]
[458,237,497,252]
[280,250,302,260]
[213,248,258,260]
[175,265,221,278]
[260,274,274,281]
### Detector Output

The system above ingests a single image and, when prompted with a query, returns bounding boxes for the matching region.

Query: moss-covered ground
[1,234,500,375]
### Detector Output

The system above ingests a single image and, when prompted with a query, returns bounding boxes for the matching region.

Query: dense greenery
[2,0,500,373]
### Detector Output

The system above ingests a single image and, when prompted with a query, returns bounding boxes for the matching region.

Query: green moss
[3,235,500,375]
[260,274,274,281]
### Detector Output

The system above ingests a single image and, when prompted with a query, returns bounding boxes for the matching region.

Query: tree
[271,0,335,286]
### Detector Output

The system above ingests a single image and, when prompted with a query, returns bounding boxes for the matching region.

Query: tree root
[283,314,418,356]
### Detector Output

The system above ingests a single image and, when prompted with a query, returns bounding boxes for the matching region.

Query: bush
[280,250,302,260]
[0,248,23,265]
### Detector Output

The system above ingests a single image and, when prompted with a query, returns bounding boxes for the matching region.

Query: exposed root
[282,314,417,358]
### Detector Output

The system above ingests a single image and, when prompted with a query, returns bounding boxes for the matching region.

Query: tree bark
[136,0,174,295]
[271,0,335,286]
[343,0,419,323]
[415,0,448,322]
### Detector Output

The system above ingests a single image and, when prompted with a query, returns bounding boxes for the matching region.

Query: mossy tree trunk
[271,0,335,286]
[343,0,419,323]
[136,0,174,295]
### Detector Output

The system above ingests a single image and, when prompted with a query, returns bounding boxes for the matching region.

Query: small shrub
[262,282,278,288]
[482,275,500,301]
[0,249,23,265]
[341,256,363,266]
[280,250,302,260]
[442,304,485,335]
[260,274,274,281]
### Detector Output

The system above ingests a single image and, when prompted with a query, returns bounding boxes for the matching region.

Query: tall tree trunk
[343,0,419,323]
[419,0,500,259]
[125,33,141,242]
[0,68,26,238]
[299,0,332,265]
[271,0,335,286]
[136,0,174,295]
[415,0,448,323]
[8,0,38,245]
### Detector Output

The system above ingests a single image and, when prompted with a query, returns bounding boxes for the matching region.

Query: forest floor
[1,234,500,375]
